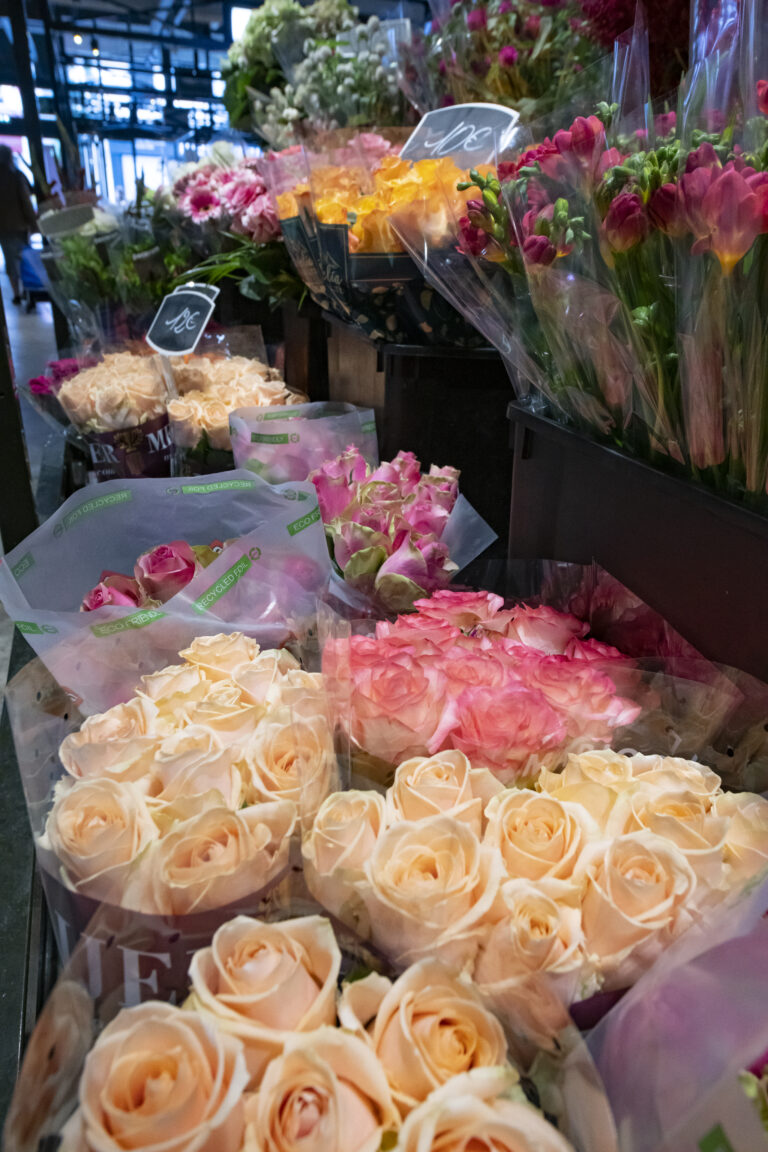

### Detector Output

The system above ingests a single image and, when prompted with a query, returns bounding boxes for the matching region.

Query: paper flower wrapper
[5,906,618,1152]
[231,401,379,484]
[0,470,331,712]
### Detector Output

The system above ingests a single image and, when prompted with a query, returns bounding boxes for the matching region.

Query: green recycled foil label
[699,1124,736,1152]
[15,621,58,635]
[361,420,376,433]
[251,432,293,444]
[180,479,255,495]
[287,506,321,536]
[91,609,166,637]
[61,490,132,531]
[11,552,34,579]
[193,554,252,612]
[261,409,301,421]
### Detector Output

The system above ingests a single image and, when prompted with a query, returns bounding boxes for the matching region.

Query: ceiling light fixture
[73,32,83,44]
[91,36,100,56]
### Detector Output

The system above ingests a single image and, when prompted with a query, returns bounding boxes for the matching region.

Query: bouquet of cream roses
[7,913,596,1152]
[39,633,335,921]
[303,746,768,1031]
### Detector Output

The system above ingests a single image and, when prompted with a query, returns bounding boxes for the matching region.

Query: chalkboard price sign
[146,284,220,355]
[401,103,520,167]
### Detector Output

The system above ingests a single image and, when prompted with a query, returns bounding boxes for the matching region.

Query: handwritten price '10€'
[164,307,201,335]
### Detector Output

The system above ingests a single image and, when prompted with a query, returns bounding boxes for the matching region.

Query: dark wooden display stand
[508,405,768,681]
[325,318,512,545]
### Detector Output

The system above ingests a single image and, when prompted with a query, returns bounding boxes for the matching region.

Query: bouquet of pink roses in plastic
[310,448,496,612]
[323,588,640,782]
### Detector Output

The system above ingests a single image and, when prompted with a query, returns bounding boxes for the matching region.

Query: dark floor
[1,268,59,1127]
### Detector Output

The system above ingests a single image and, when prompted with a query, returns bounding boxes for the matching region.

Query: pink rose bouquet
[324,588,640,780]
[304,747,768,1011]
[9,911,584,1152]
[310,448,489,612]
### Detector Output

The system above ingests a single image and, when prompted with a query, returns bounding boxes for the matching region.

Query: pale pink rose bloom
[412,589,506,631]
[134,540,198,602]
[501,604,588,654]
[451,683,566,783]
[80,574,145,611]
[520,654,641,743]
[309,444,369,520]
[240,193,281,244]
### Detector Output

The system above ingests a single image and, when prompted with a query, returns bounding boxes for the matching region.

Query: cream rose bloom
[168,396,204,448]
[475,879,585,988]
[575,831,697,987]
[628,753,722,797]
[484,791,596,883]
[395,1067,575,1152]
[338,959,508,1115]
[302,791,387,930]
[715,791,768,884]
[386,751,503,835]
[627,789,728,887]
[59,697,161,783]
[141,800,296,915]
[139,663,209,702]
[242,1027,399,1152]
[200,398,232,450]
[186,915,341,1086]
[180,633,262,679]
[185,682,262,741]
[240,712,334,824]
[232,649,302,705]
[539,750,636,792]
[43,777,158,902]
[149,726,243,809]
[58,1002,248,1152]
[362,816,504,967]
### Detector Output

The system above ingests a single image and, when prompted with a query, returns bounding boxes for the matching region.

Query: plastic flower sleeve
[0,471,331,712]
[230,400,379,482]
[588,877,768,1152]
[3,622,341,982]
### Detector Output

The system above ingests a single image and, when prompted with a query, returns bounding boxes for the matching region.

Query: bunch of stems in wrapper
[399,0,768,511]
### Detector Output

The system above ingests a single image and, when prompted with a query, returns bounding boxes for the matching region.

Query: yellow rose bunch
[304,748,768,1024]
[56,914,576,1152]
[42,633,334,914]
[278,155,491,253]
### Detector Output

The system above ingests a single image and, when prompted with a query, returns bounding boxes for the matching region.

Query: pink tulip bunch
[324,588,640,781]
[309,447,462,611]
[80,540,213,611]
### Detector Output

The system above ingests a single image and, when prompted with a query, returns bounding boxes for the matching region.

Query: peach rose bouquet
[303,747,768,1016]
[166,353,305,468]
[38,632,336,915]
[11,913,585,1152]
[324,588,641,781]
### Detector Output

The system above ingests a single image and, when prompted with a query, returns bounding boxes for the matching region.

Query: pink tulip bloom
[648,183,688,237]
[690,167,768,274]
[758,80,768,116]
[523,234,557,266]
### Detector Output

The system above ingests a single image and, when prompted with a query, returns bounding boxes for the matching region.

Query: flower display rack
[507,404,768,681]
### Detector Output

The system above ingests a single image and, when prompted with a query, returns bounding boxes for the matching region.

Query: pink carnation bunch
[325,588,640,781]
[175,160,281,244]
[310,447,462,611]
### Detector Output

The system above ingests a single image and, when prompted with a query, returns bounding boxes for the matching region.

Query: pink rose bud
[498,44,519,67]
[758,80,768,116]
[466,6,488,30]
[81,575,145,612]
[522,234,557,266]
[134,540,198,603]
[603,191,649,252]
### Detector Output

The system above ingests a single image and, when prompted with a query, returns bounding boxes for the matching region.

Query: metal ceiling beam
[47,21,227,49]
